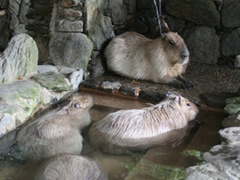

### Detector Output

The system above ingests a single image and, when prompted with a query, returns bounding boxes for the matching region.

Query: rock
[186,160,240,180]
[165,0,220,26]
[201,93,227,108]
[81,79,101,89]
[60,0,81,8]
[224,96,240,115]
[59,8,82,19]
[57,66,76,75]
[38,65,58,74]
[110,0,128,25]
[203,145,240,164]
[32,72,72,92]
[68,69,84,91]
[235,55,240,68]
[0,80,42,137]
[88,14,115,50]
[221,0,240,28]
[49,32,93,71]
[219,127,240,146]
[85,0,115,50]
[137,0,155,9]
[222,112,240,127]
[89,54,106,78]
[139,90,166,102]
[55,19,83,32]
[220,28,240,57]
[99,81,121,93]
[0,33,38,84]
[224,104,240,115]
[119,85,141,97]
[0,113,15,136]
[181,26,220,64]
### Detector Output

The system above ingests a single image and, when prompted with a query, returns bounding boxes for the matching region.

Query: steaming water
[0,94,225,180]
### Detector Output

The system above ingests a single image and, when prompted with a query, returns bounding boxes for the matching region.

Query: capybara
[17,94,94,161]
[89,93,199,154]
[35,154,108,180]
[105,19,193,89]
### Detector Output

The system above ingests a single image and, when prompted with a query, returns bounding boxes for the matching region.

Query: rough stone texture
[0,10,10,51]
[219,127,240,146]
[32,72,72,92]
[60,0,81,8]
[221,0,240,28]
[69,69,84,91]
[49,32,93,71]
[165,0,220,26]
[110,0,128,25]
[224,97,240,115]
[55,19,83,32]
[0,33,38,84]
[38,65,58,74]
[182,26,220,64]
[235,55,240,68]
[222,112,240,128]
[186,160,240,180]
[220,28,240,57]
[0,80,41,137]
[203,145,240,164]
[85,0,115,50]
[88,14,115,50]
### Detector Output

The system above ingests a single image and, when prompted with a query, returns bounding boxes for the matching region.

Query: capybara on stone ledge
[89,93,199,154]
[105,18,194,89]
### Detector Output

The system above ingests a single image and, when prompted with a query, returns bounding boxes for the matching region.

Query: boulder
[165,0,220,26]
[0,33,38,84]
[85,0,114,50]
[182,26,220,64]
[31,72,72,92]
[49,32,93,71]
[219,127,240,146]
[220,28,240,57]
[221,0,240,28]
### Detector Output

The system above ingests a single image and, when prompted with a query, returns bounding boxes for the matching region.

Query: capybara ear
[160,16,170,33]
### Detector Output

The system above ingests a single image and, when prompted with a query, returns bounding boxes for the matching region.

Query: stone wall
[1,0,240,71]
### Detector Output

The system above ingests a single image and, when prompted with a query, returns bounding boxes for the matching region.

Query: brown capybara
[35,154,108,180]
[17,94,94,161]
[89,93,199,154]
[105,19,193,89]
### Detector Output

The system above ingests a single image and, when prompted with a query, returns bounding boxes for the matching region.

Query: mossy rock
[32,72,72,92]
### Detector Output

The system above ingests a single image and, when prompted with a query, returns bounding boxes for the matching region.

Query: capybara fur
[89,93,199,154]
[105,19,193,89]
[35,154,108,180]
[17,94,94,161]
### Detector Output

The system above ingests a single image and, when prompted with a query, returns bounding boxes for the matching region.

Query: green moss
[184,150,203,161]
[126,159,185,180]
[32,72,72,92]
[224,104,240,115]
[226,97,240,104]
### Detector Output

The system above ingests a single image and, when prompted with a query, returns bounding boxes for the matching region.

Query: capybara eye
[186,103,191,106]
[169,40,175,46]
[74,102,81,108]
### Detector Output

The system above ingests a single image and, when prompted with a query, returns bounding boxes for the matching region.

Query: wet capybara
[89,93,199,154]
[35,154,108,180]
[17,94,94,161]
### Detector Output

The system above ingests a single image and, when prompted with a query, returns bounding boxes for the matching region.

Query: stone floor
[82,62,240,108]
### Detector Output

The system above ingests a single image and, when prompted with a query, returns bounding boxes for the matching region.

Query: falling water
[153,0,163,37]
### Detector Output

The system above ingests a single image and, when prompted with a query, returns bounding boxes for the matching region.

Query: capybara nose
[181,49,189,59]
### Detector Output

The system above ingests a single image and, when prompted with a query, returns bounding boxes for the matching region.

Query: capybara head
[62,94,94,114]
[165,92,199,121]
[161,32,189,66]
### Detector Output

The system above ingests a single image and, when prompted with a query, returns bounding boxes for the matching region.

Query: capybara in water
[89,93,199,154]
[17,94,94,161]
[105,19,193,89]
[35,154,108,180]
